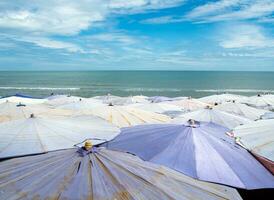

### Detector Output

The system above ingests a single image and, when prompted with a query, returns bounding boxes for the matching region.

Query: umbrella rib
[97,151,176,199]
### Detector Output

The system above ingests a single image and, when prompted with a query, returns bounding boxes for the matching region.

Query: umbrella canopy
[0,115,120,158]
[73,105,171,127]
[261,112,274,119]
[57,98,103,111]
[46,95,85,107]
[199,93,247,105]
[105,122,274,189]
[214,102,268,120]
[0,101,73,122]
[148,96,185,103]
[172,107,252,129]
[168,98,210,111]
[232,119,274,163]
[92,95,148,105]
[242,94,274,110]
[0,147,242,200]
[129,102,182,114]
[0,94,46,104]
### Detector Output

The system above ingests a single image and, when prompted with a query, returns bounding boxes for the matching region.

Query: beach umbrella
[0,115,120,159]
[92,94,149,105]
[172,107,252,129]
[199,93,247,105]
[148,96,186,103]
[0,94,46,104]
[0,101,73,122]
[128,102,183,114]
[46,95,85,106]
[56,98,103,111]
[242,94,274,110]
[214,102,268,120]
[168,97,210,111]
[260,112,274,119]
[232,119,274,173]
[0,147,242,200]
[105,122,274,189]
[72,105,171,127]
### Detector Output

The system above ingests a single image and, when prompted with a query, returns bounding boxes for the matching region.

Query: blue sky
[0,0,274,71]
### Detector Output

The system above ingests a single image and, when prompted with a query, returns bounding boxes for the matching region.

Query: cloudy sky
[0,0,274,70]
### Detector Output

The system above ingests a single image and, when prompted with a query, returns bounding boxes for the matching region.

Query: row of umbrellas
[0,93,273,199]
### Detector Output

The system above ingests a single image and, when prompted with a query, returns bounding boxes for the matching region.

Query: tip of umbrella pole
[84,140,93,150]
[187,119,199,128]
[205,105,213,109]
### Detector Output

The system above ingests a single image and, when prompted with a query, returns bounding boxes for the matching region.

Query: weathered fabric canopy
[105,122,274,189]
[129,102,182,114]
[0,147,242,200]
[172,108,252,129]
[168,98,210,111]
[242,94,274,110]
[260,112,274,119]
[0,94,46,104]
[46,95,85,106]
[148,96,185,103]
[57,98,103,110]
[92,95,149,105]
[214,102,268,120]
[73,105,171,127]
[0,115,120,158]
[0,101,72,122]
[232,119,274,162]
[199,93,247,105]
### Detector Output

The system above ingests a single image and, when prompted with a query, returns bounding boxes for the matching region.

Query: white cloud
[141,15,184,24]
[0,0,185,36]
[219,23,274,49]
[87,33,137,44]
[109,0,185,13]
[186,0,274,23]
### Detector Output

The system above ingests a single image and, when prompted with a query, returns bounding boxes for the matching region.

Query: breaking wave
[195,89,274,93]
[0,87,80,91]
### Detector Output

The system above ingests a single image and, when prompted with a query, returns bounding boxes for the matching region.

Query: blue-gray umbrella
[0,147,242,200]
[104,121,274,189]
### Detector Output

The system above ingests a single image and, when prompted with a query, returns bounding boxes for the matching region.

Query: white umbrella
[261,112,274,120]
[214,102,268,120]
[168,98,210,111]
[73,105,171,127]
[232,119,274,162]
[199,93,247,105]
[46,95,85,107]
[243,94,274,110]
[172,107,252,129]
[129,102,182,114]
[102,96,149,105]
[0,101,73,122]
[57,98,103,111]
[0,94,46,104]
[0,115,120,158]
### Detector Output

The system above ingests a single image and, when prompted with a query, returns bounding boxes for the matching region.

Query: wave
[0,87,80,91]
[123,88,181,92]
[195,89,274,93]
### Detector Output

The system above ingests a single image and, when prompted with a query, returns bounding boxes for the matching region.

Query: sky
[0,0,274,71]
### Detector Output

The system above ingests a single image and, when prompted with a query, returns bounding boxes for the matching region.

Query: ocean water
[0,71,274,98]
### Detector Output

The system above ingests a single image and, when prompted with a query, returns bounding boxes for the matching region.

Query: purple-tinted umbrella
[104,121,274,189]
[0,146,242,200]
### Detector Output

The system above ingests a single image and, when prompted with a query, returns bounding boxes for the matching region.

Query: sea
[0,71,274,98]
